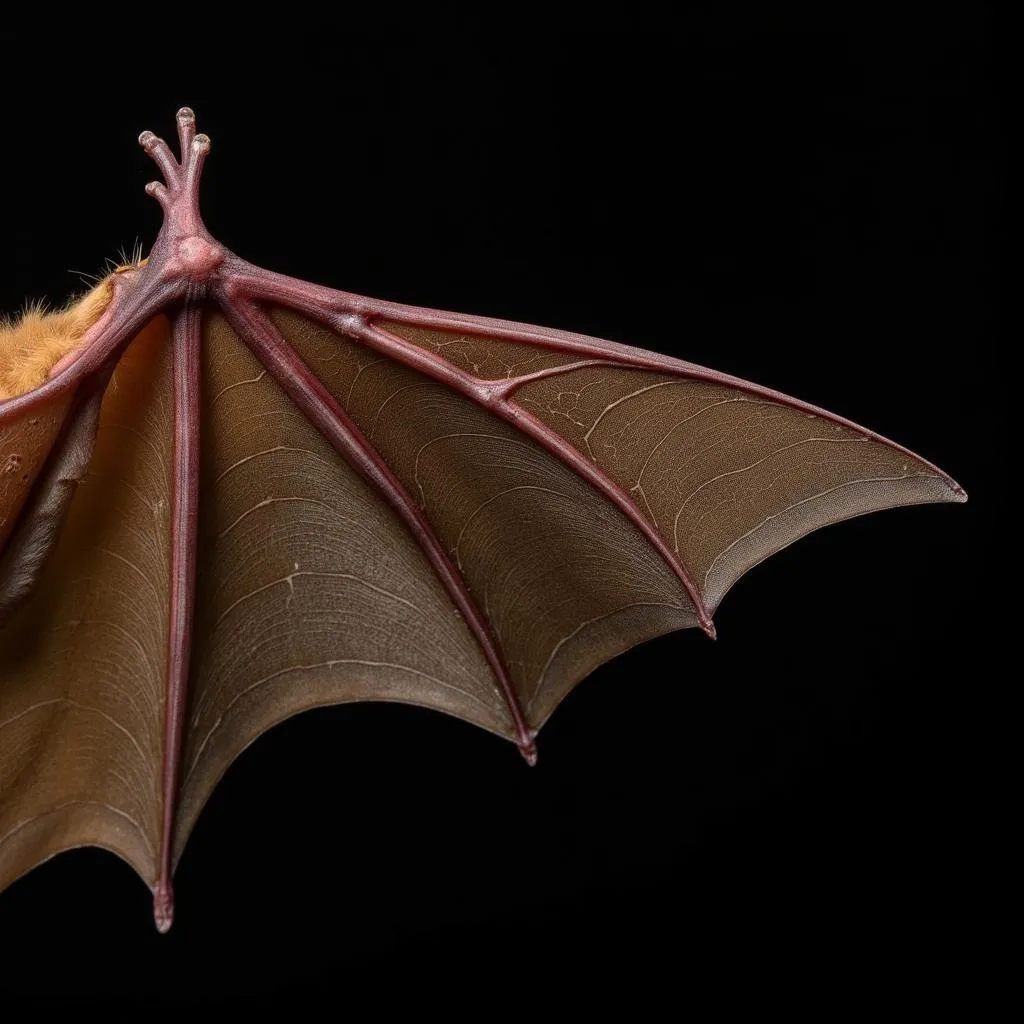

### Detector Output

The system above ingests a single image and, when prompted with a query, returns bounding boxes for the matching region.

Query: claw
[152,880,174,934]
[518,729,538,766]
[139,129,182,188]
[185,134,211,195]
[144,181,169,211]
[176,106,196,153]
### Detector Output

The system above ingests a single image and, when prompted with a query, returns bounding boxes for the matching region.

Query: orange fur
[0,276,116,400]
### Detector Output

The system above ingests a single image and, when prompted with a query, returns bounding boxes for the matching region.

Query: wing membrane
[275,309,697,733]
[512,367,957,611]
[174,314,513,862]
[0,320,172,894]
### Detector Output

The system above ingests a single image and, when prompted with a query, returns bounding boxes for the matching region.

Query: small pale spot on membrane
[3,454,22,475]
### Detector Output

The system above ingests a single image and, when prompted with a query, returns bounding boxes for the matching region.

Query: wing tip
[947,478,968,503]
[152,880,174,934]
[932,470,967,504]
[518,735,539,767]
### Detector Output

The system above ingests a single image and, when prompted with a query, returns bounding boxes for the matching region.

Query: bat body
[0,109,965,931]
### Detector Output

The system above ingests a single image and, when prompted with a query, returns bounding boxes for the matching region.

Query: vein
[211,370,267,403]
[526,602,688,713]
[185,659,496,782]
[0,697,150,765]
[104,423,169,482]
[215,445,324,483]
[701,474,913,589]
[0,800,155,861]
[454,485,572,569]
[216,495,355,540]
[671,436,867,552]
[412,432,530,490]
[632,399,754,485]
[92,547,163,606]
[214,570,420,627]
[345,357,385,407]
[369,381,434,437]
[583,380,689,453]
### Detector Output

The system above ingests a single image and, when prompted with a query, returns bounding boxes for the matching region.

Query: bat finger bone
[137,130,183,188]
[176,106,196,152]
[144,180,170,209]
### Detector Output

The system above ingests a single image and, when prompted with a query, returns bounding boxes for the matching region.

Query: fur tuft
[0,276,116,400]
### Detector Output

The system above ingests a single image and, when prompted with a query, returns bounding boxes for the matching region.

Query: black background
[0,9,1002,1011]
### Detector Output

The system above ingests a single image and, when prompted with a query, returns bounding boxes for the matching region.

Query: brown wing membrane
[0,320,171,894]
[0,390,74,552]
[511,366,954,613]
[268,311,696,739]
[173,313,515,863]
[173,311,697,863]
[379,320,959,611]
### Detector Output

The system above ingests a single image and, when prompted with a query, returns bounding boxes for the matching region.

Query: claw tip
[152,882,174,934]
[519,737,538,767]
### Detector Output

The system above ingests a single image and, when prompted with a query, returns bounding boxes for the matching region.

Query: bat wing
[0,108,965,928]
[179,300,964,865]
